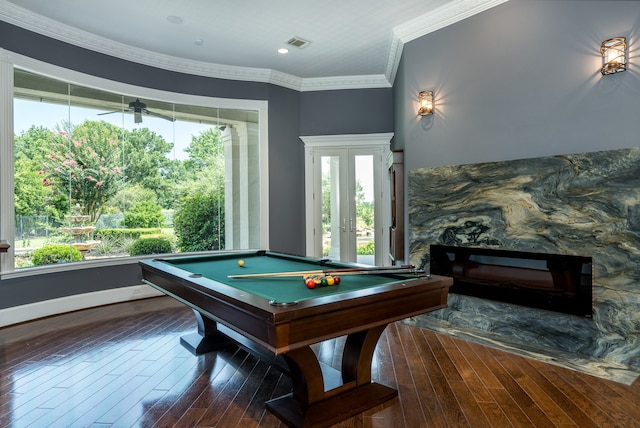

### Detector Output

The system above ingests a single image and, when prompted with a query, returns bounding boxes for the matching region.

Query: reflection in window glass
[13,69,260,268]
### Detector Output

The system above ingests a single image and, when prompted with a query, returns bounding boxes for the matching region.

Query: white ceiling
[0,0,507,91]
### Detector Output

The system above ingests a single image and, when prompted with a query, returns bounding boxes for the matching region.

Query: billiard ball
[305,278,316,289]
[237,259,245,267]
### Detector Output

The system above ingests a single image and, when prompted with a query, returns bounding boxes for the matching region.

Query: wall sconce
[600,37,627,75]
[418,90,434,116]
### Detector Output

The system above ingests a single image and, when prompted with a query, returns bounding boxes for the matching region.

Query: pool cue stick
[227,265,426,279]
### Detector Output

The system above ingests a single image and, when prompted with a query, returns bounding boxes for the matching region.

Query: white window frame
[0,48,269,276]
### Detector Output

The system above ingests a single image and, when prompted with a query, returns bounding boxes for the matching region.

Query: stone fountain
[60,204,100,258]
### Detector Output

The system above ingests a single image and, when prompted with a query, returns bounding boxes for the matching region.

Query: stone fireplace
[407,147,640,379]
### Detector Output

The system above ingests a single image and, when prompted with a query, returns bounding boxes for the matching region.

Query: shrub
[91,234,132,256]
[122,201,165,228]
[32,244,83,266]
[357,240,375,255]
[111,185,157,213]
[129,236,174,256]
[173,193,225,252]
[95,228,161,241]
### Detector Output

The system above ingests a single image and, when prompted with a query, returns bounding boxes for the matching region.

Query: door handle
[350,218,354,233]
[342,218,346,232]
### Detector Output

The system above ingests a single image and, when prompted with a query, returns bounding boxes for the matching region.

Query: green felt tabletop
[161,251,405,304]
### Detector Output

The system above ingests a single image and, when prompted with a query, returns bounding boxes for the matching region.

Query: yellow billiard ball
[237,259,245,267]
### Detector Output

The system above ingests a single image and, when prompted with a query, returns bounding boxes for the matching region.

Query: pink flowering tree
[40,120,124,223]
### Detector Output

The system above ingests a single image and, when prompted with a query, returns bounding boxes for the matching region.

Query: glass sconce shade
[601,37,627,75]
[418,90,434,116]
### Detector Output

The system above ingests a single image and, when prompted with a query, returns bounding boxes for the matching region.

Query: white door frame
[301,133,393,266]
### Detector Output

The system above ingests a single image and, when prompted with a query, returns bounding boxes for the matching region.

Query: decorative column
[223,123,260,250]
[0,50,15,272]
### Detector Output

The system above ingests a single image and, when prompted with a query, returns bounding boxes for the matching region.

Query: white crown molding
[386,0,509,83]
[300,74,391,92]
[386,36,405,85]
[393,0,509,43]
[0,0,309,90]
[0,0,507,91]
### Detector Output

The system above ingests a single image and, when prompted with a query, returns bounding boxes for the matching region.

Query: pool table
[140,250,452,428]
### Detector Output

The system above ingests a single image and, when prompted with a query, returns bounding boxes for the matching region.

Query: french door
[302,134,392,265]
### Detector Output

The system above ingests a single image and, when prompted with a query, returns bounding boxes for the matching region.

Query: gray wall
[0,21,393,309]
[394,0,640,170]
[300,88,393,136]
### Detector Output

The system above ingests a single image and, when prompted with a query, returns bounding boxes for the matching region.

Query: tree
[355,181,374,227]
[158,159,196,208]
[184,127,223,171]
[40,120,124,223]
[121,128,172,191]
[14,126,67,221]
[15,125,53,161]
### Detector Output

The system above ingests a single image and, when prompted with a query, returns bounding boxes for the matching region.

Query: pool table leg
[180,309,233,355]
[266,323,397,428]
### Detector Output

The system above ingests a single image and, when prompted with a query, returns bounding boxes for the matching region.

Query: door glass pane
[355,155,375,265]
[321,155,340,259]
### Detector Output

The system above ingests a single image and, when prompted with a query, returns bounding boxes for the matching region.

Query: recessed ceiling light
[194,39,204,46]
[167,15,183,24]
[278,48,289,54]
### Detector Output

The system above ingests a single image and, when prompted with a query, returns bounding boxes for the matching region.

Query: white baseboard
[0,284,164,328]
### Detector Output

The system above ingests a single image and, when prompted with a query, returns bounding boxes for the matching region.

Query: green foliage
[32,244,83,266]
[129,235,174,256]
[355,181,374,227]
[184,127,224,171]
[123,201,165,228]
[95,228,161,240]
[357,240,375,255]
[16,119,233,262]
[15,158,54,216]
[110,185,157,213]
[40,120,124,222]
[14,125,54,161]
[158,159,195,208]
[173,193,225,252]
[120,127,181,209]
[90,234,136,257]
[121,128,172,188]
[14,126,67,221]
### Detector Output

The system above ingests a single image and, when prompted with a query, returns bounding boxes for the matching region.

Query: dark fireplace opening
[429,245,593,317]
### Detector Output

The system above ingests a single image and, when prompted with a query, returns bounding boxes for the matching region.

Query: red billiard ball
[305,278,316,289]
[333,276,341,285]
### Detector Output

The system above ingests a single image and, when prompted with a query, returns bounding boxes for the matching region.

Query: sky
[14,99,212,161]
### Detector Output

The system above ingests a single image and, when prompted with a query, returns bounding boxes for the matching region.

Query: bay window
[0,53,268,274]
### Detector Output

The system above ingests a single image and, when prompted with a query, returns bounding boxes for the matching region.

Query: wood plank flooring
[1,296,639,427]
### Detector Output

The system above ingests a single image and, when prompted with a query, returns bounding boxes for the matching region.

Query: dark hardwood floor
[1,296,639,427]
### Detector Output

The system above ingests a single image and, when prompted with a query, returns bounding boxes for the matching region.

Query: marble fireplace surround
[407,147,640,384]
